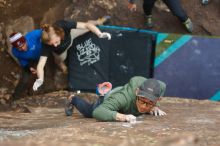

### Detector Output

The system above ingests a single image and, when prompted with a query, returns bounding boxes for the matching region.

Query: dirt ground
[0,0,220,145]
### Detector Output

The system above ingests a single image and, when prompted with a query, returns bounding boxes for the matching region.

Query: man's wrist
[116,113,126,122]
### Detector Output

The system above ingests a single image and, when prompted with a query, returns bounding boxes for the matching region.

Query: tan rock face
[0,94,220,146]
[0,0,7,8]
[92,0,117,10]
[0,88,10,105]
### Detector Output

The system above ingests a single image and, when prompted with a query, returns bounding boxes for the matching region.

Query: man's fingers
[158,110,167,116]
[154,110,158,116]
[161,111,167,116]
[125,114,136,123]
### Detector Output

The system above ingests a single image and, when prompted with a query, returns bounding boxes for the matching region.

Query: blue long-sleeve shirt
[12,29,42,68]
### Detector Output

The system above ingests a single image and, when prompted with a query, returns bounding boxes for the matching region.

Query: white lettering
[76,38,100,66]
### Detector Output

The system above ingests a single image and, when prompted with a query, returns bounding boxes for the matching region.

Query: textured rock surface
[0,0,219,98]
[0,93,220,146]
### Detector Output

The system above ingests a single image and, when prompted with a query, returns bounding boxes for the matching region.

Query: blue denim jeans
[70,96,104,118]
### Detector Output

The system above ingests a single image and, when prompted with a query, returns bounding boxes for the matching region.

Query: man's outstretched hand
[125,114,137,124]
[150,106,166,116]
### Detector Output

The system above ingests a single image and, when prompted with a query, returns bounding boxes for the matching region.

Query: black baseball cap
[136,79,161,102]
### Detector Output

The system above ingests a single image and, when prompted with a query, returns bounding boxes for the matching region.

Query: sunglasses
[137,97,156,107]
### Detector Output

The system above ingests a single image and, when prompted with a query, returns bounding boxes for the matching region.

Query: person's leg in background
[163,0,193,32]
[8,68,32,113]
[201,0,209,5]
[143,0,156,28]
[11,69,31,102]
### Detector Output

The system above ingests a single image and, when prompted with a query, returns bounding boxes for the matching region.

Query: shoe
[183,18,193,33]
[98,15,111,25]
[201,0,209,5]
[9,101,31,113]
[64,96,74,116]
[9,100,17,108]
[145,15,154,28]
